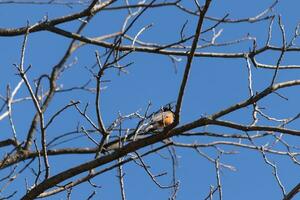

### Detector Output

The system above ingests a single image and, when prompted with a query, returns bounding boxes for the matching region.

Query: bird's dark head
[161,101,175,112]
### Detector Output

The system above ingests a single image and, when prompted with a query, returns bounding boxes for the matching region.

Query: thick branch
[174,0,212,123]
[0,0,115,36]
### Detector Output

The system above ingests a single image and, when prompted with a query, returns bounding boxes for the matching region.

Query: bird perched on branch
[144,109,175,132]
[141,103,175,133]
[108,103,175,149]
[133,105,175,140]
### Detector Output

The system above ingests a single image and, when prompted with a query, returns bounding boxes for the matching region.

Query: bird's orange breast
[163,113,174,126]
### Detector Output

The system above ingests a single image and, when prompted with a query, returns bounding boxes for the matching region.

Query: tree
[0,0,300,199]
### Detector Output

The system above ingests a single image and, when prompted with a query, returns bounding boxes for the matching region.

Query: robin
[107,105,175,149]
[132,107,174,140]
[144,109,175,132]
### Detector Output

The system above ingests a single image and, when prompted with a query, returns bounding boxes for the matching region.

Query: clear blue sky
[0,0,300,199]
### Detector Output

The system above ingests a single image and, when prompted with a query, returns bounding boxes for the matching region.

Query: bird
[132,107,174,141]
[141,102,175,132]
[144,109,175,132]
[107,104,175,149]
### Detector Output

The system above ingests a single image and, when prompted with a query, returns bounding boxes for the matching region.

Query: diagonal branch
[0,0,116,36]
[284,183,300,200]
[210,80,300,120]
[174,0,212,124]
[16,28,50,179]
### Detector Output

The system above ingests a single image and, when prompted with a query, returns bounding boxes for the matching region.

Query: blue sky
[0,0,300,199]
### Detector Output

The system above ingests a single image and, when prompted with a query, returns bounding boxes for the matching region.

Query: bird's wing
[150,112,164,123]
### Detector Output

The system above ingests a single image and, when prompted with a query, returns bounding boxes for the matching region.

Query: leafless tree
[0,0,300,199]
